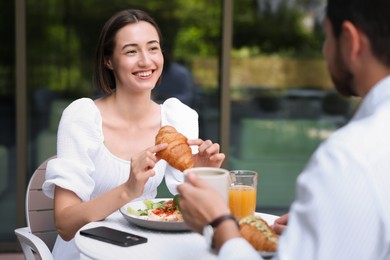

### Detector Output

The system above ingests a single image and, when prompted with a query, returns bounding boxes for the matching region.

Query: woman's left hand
[188,139,225,168]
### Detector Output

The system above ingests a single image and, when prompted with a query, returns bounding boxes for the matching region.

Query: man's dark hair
[326,0,390,66]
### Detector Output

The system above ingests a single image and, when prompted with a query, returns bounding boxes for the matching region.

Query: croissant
[239,215,279,252]
[155,125,194,172]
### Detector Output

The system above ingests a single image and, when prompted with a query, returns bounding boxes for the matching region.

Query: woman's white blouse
[42,97,198,259]
[43,97,198,201]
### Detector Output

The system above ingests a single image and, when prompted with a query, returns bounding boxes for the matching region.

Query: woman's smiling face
[107,21,163,93]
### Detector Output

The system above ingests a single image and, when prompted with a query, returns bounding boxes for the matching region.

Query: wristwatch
[202,214,238,248]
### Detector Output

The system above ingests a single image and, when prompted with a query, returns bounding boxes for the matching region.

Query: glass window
[27,1,223,174]
[0,0,225,249]
[25,0,223,200]
[4,0,362,248]
[0,1,16,243]
[228,0,357,215]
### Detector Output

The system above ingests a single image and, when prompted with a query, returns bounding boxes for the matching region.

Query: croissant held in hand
[155,125,194,172]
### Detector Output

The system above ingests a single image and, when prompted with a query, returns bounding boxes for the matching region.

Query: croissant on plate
[239,215,279,252]
[155,125,194,172]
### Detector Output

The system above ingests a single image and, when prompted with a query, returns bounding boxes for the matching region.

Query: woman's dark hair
[94,9,163,94]
[326,0,390,66]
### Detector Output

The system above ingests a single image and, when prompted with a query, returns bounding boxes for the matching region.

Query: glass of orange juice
[229,170,258,220]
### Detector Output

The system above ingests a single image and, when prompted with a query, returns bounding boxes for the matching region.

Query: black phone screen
[80,226,148,247]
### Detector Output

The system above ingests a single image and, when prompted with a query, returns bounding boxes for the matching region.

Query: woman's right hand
[126,143,168,197]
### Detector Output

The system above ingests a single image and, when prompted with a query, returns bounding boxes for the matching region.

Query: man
[153,48,195,106]
[177,0,390,259]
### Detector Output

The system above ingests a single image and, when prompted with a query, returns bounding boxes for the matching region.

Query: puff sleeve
[42,98,103,202]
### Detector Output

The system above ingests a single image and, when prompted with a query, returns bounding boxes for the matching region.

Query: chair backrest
[26,156,57,251]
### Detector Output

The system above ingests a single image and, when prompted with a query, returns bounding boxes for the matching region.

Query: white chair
[15,156,57,260]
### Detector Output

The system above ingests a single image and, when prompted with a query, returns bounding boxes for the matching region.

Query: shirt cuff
[218,237,261,260]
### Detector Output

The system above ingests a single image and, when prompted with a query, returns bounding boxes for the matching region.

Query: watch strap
[206,214,239,249]
[209,214,239,229]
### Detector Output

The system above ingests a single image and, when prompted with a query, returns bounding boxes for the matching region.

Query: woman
[42,9,225,259]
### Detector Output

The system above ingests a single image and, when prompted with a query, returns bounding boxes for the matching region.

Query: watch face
[202,225,214,247]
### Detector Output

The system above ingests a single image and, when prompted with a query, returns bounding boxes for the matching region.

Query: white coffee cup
[183,167,230,202]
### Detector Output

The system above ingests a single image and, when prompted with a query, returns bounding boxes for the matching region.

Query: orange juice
[229,185,256,220]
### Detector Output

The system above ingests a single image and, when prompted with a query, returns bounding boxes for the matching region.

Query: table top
[75,211,279,260]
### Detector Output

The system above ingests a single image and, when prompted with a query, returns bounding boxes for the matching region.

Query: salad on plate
[127,195,183,222]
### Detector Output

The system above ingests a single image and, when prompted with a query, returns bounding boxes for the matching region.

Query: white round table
[75,211,278,260]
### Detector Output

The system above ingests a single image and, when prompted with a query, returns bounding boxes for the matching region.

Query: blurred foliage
[22,0,222,97]
[0,0,326,97]
[233,0,324,58]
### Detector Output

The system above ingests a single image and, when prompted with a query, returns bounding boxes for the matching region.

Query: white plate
[259,251,275,259]
[119,198,189,231]
[254,212,279,225]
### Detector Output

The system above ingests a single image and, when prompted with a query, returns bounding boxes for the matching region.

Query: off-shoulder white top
[42,97,198,259]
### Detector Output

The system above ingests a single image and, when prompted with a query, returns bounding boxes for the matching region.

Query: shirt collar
[352,75,390,120]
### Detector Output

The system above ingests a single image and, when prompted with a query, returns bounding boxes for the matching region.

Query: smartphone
[80,226,147,247]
